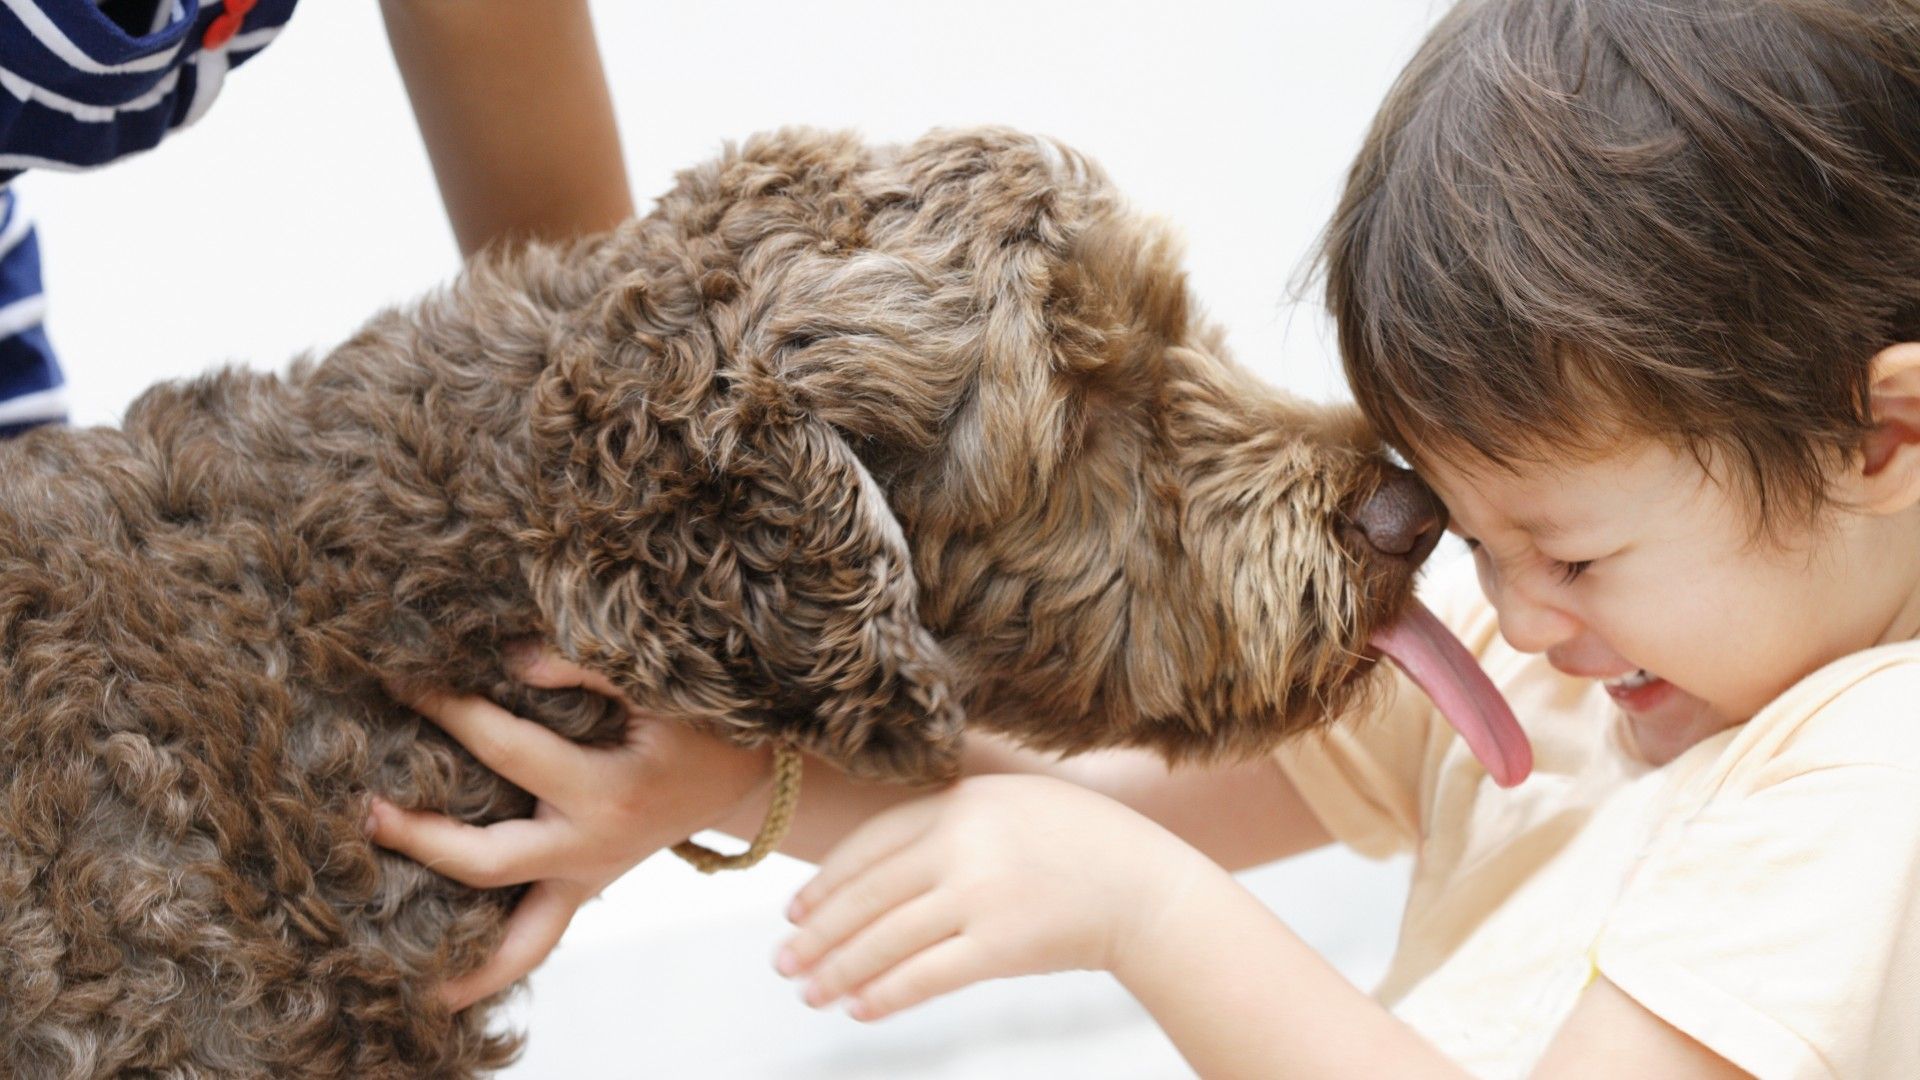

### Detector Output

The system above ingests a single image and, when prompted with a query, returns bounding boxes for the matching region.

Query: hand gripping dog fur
[0,128,1525,1077]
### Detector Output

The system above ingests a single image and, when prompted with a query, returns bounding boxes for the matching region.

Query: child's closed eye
[1460,536,1595,585]
[1554,559,1593,585]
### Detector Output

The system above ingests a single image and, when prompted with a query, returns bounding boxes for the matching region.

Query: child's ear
[1853,342,1920,514]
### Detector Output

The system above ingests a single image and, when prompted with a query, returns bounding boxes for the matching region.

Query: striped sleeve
[0,187,61,437]
[0,0,297,183]
[0,0,301,437]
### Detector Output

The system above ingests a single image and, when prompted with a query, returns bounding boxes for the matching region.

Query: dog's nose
[1352,467,1446,566]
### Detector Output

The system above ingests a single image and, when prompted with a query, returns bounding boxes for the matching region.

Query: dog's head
[525,127,1523,784]
[738,128,1519,774]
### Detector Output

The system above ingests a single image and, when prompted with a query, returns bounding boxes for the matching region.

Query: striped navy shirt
[0,0,298,437]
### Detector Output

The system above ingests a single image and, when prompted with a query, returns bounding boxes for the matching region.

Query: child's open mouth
[1368,601,1533,787]
[1602,669,1675,713]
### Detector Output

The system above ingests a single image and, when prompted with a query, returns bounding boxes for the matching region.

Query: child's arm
[712,735,1333,870]
[1111,873,1745,1078]
[380,0,633,257]
[369,648,1331,1008]
[785,775,1748,1080]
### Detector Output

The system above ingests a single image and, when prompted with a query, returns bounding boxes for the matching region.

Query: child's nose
[1473,556,1581,656]
[1489,584,1581,656]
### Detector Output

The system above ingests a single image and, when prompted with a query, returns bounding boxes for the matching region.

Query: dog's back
[0,380,543,1076]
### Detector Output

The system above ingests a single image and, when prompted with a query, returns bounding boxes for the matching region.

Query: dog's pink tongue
[1369,600,1533,787]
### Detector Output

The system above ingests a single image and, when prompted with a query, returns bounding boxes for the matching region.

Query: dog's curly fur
[0,128,1419,1077]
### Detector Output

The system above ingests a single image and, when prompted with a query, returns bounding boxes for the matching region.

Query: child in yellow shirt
[369,0,1920,1075]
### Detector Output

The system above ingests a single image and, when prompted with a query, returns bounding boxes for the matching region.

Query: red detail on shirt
[203,0,260,50]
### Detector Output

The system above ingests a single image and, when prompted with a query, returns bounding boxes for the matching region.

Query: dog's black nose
[1353,467,1446,566]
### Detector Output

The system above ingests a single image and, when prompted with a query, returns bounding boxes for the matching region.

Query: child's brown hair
[1322,0,1920,530]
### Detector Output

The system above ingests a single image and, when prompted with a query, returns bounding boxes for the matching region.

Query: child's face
[1423,439,1920,760]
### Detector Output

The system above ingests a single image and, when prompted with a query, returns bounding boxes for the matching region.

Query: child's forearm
[711,733,1071,865]
[381,0,634,257]
[1057,747,1334,870]
[713,733,1332,869]
[1113,867,1470,1080]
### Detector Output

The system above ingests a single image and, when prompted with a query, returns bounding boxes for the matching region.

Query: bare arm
[785,775,1745,1080]
[1114,867,1471,1079]
[1119,882,1747,1078]
[713,732,1334,870]
[381,0,634,257]
[372,653,1335,1008]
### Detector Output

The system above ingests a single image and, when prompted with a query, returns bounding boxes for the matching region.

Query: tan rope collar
[671,744,803,873]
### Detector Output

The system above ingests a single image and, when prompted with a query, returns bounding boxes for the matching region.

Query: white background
[22,2,1451,1075]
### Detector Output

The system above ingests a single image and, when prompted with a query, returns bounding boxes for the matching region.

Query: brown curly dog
[0,127,1459,1077]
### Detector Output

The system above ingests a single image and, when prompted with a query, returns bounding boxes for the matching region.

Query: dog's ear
[703,409,965,783]
[525,349,963,784]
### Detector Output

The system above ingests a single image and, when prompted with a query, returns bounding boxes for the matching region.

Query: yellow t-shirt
[1275,555,1920,1079]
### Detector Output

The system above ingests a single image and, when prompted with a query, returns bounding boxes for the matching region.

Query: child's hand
[367,645,774,1011]
[775,774,1212,1021]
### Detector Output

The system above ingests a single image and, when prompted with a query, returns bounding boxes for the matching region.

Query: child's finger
[392,687,590,799]
[504,642,625,701]
[440,879,582,1011]
[799,892,959,1009]
[366,799,569,888]
[778,848,936,976]
[843,935,990,1022]
[790,800,939,921]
